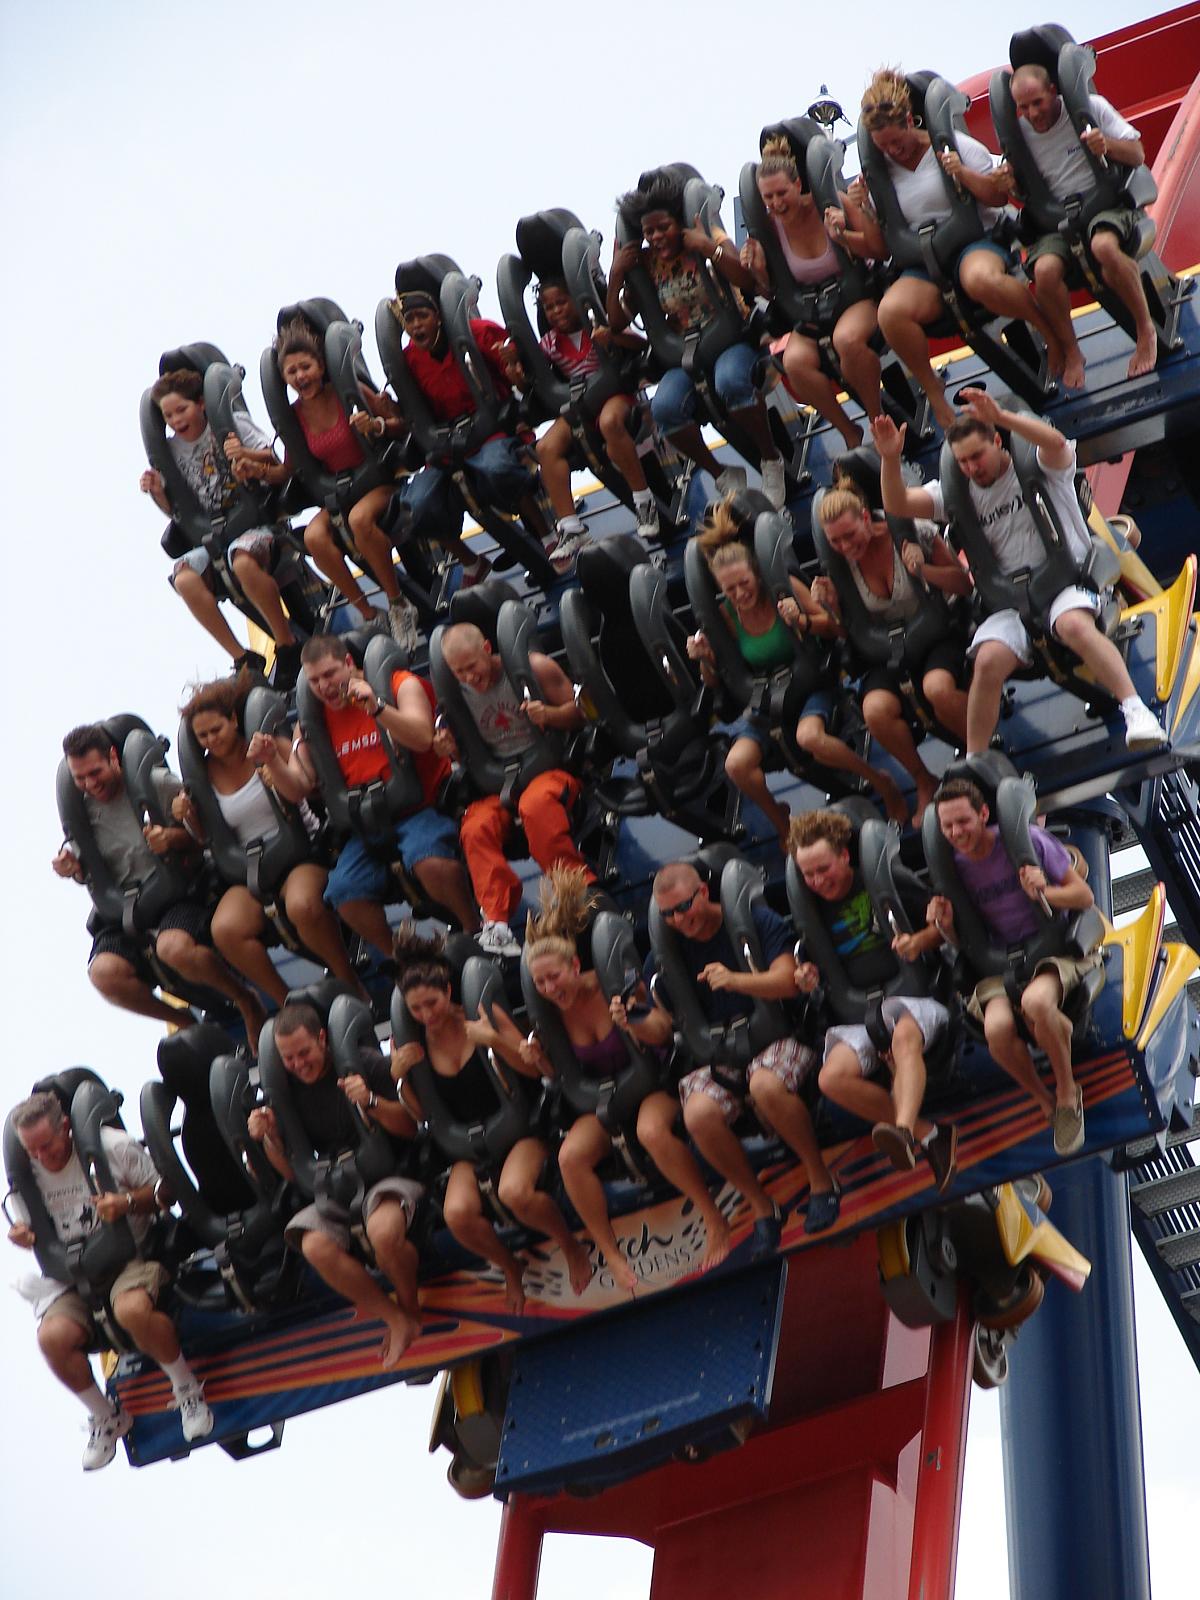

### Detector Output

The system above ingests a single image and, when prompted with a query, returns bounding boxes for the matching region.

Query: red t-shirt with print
[320,671,448,806]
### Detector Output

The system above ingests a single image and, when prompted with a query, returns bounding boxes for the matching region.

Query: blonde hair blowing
[525,865,598,963]
[759,134,800,183]
[818,485,869,527]
[861,67,912,129]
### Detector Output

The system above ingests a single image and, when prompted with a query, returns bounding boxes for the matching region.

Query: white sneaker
[388,598,422,655]
[82,1405,133,1471]
[1121,697,1168,751]
[714,466,748,498]
[759,458,787,510]
[478,920,521,959]
[547,525,591,575]
[177,1383,214,1444]
[634,497,661,541]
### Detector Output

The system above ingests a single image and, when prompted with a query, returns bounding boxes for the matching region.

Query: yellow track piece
[1090,506,1162,601]
[1137,940,1200,1051]
[450,1358,486,1419]
[992,1183,1092,1284]
[1104,883,1166,1039]
[1121,553,1197,703]
[876,1219,911,1282]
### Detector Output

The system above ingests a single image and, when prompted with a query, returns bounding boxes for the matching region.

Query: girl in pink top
[740,136,881,449]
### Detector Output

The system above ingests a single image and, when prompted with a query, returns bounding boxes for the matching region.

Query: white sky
[1,2,1196,1594]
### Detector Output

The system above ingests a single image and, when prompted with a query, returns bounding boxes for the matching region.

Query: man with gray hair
[6,1090,213,1470]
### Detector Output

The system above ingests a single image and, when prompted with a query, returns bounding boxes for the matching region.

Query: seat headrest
[759,117,824,172]
[1009,24,1074,77]
[832,446,886,511]
[937,749,1019,814]
[708,487,776,535]
[446,577,522,643]
[904,71,939,124]
[30,1068,110,1119]
[276,299,345,338]
[158,343,225,378]
[576,533,645,606]
[394,257,450,298]
[515,210,584,281]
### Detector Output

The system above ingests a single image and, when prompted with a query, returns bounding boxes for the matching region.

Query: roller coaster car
[991,24,1187,357]
[56,714,234,1022]
[390,944,542,1225]
[858,71,1055,409]
[140,1024,299,1313]
[809,452,966,743]
[140,343,326,651]
[521,907,669,1185]
[877,1171,1088,1389]
[702,493,867,796]
[376,256,557,589]
[428,1347,516,1498]
[920,750,1106,1029]
[3,1069,144,1355]
[560,534,732,832]
[615,163,805,487]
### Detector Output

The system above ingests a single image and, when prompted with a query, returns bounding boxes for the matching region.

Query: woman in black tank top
[391,931,593,1312]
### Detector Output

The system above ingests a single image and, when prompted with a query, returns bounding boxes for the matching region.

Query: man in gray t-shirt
[1006,62,1158,384]
[874,394,1166,756]
[54,723,266,1040]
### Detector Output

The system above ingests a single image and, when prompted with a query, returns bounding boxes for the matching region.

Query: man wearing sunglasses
[614,861,839,1248]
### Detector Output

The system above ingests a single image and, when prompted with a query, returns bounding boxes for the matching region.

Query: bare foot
[699,1212,733,1272]
[238,995,267,1055]
[606,1252,638,1295]
[1061,341,1086,389]
[878,777,909,826]
[1128,333,1157,379]
[565,1239,595,1297]
[838,424,865,450]
[913,773,939,827]
[379,1309,421,1370]
[503,1264,526,1316]
[931,395,957,431]
[1044,334,1067,383]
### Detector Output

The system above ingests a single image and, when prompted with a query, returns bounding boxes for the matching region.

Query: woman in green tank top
[687,501,908,845]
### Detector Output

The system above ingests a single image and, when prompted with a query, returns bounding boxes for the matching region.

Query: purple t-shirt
[953,825,1072,945]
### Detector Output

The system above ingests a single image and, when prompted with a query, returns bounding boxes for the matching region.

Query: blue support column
[1000,803,1151,1600]
[999,1160,1151,1600]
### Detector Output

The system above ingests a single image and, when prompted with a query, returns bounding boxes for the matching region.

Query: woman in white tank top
[173,674,364,1009]
[740,135,881,449]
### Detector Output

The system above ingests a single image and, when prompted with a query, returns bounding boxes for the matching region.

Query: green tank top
[726,602,795,670]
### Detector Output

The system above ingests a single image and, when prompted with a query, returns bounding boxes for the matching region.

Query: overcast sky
[1,2,1196,1594]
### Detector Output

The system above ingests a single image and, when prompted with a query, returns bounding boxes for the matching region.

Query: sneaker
[546,525,591,576]
[1121,697,1168,751]
[82,1405,133,1471]
[1052,1088,1086,1157]
[231,649,267,678]
[177,1383,214,1444]
[715,466,748,498]
[634,497,661,542]
[923,1123,959,1193]
[750,1201,783,1259]
[804,1182,841,1236]
[477,920,521,959]
[359,610,391,638]
[872,1122,917,1172]
[271,641,302,690]
[387,598,422,654]
[759,458,787,510]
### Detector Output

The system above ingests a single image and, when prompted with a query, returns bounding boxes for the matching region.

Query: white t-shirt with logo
[926,439,1092,573]
[888,134,1003,233]
[11,1125,158,1249]
[1017,93,1138,201]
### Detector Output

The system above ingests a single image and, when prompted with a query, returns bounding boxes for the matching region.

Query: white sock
[1120,695,1144,712]
[633,488,653,509]
[556,516,585,536]
[920,1125,939,1148]
[162,1354,198,1395]
[79,1383,114,1421]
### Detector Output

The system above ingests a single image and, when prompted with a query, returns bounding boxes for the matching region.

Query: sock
[556,515,585,536]
[1120,695,1144,713]
[919,1125,939,1148]
[79,1383,114,1421]
[633,488,653,510]
[162,1354,198,1395]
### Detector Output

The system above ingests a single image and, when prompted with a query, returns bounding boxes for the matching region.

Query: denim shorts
[324,807,459,909]
[724,687,833,753]
[650,341,761,431]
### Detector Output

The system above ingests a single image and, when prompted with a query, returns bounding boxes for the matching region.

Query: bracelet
[126,1191,135,1216]
[368,1091,378,1110]
[374,417,386,438]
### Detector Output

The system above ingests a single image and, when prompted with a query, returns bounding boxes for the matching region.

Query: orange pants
[459,769,594,923]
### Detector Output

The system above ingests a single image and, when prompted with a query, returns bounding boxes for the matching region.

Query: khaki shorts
[285,1176,424,1252]
[1026,208,1141,266]
[967,952,1101,1022]
[679,1038,818,1124]
[38,1259,170,1330]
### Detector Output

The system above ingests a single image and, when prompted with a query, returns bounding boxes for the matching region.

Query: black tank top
[434,1048,501,1124]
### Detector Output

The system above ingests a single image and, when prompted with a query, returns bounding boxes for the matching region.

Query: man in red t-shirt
[260,635,478,953]
[384,288,573,576]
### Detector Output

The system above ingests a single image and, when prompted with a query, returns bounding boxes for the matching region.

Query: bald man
[435,622,594,958]
[1007,61,1155,381]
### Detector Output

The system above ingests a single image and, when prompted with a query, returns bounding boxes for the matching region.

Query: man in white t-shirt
[873,394,1166,754]
[1005,63,1156,383]
[6,1090,213,1470]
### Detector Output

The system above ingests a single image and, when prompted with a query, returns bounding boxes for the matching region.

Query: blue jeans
[650,341,761,432]
[323,808,459,910]
[389,436,533,543]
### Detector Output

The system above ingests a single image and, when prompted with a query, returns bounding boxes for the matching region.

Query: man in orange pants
[436,622,595,957]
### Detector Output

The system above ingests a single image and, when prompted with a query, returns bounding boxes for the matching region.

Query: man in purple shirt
[931,779,1097,1156]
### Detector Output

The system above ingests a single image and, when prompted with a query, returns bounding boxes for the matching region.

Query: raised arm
[870,415,938,519]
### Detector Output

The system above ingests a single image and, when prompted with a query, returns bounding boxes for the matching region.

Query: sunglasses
[661,887,701,920]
